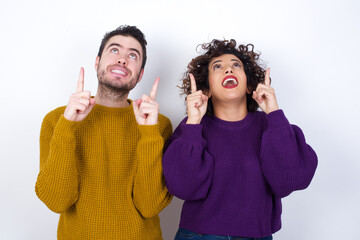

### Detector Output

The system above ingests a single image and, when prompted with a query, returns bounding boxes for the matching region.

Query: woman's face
[208,54,248,103]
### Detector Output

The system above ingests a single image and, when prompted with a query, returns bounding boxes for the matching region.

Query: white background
[1,0,359,239]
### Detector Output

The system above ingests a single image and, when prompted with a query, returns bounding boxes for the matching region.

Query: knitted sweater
[35,101,173,240]
[162,110,317,238]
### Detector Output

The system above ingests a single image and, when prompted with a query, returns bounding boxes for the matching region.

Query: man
[35,25,172,239]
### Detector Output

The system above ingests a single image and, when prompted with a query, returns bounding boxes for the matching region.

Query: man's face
[95,35,144,92]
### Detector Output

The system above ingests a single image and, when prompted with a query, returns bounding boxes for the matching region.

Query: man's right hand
[64,67,96,121]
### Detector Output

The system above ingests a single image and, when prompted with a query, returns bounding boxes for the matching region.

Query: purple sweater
[162,110,317,238]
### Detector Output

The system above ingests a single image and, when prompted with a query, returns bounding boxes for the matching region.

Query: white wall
[1,0,359,239]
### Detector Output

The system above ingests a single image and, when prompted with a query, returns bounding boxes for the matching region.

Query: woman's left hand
[252,68,279,114]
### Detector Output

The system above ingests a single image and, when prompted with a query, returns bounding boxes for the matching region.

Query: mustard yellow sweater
[35,101,173,239]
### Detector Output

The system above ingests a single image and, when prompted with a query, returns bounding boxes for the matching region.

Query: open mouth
[222,76,238,88]
[109,65,128,77]
[111,69,127,76]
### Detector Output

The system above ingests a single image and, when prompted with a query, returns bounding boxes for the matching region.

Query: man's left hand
[133,77,160,125]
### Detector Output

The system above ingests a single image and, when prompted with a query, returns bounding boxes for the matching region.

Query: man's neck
[94,85,130,108]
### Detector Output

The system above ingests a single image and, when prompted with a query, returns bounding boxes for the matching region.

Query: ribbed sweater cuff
[180,123,203,143]
[137,124,161,139]
[266,109,290,130]
[53,115,80,139]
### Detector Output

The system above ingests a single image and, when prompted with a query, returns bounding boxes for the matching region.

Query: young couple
[35,25,317,240]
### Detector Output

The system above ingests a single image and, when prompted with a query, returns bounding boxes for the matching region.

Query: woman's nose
[225,66,233,74]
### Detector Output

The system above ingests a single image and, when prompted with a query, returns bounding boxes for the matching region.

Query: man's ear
[95,56,100,70]
[137,69,144,83]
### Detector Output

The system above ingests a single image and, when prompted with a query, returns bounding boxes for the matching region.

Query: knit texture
[162,110,317,238]
[35,101,173,240]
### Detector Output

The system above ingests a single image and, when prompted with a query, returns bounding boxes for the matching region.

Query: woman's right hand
[186,73,209,124]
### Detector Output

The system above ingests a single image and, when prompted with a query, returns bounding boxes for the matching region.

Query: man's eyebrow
[106,43,121,50]
[129,48,141,57]
[106,43,141,57]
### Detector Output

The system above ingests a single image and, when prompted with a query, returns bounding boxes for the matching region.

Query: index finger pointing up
[264,68,271,86]
[149,77,160,100]
[76,67,85,92]
[189,73,197,94]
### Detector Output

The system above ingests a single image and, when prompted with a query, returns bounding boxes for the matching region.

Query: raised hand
[252,68,279,114]
[186,73,209,124]
[63,67,96,121]
[132,77,160,125]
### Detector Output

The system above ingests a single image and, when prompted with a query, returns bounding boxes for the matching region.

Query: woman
[162,39,318,240]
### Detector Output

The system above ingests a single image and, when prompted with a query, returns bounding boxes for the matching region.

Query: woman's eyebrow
[231,59,242,63]
[210,60,222,68]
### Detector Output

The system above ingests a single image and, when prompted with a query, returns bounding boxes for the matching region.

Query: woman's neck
[212,99,248,121]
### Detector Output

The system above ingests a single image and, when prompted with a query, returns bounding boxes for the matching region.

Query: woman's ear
[204,90,212,98]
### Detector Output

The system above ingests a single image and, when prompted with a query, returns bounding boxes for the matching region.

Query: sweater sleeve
[132,116,173,218]
[260,110,318,198]
[35,111,79,213]
[162,119,214,201]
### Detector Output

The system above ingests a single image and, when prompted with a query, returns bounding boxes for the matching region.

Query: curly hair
[179,39,266,115]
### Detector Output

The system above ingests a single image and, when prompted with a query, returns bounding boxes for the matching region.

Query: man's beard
[96,66,141,99]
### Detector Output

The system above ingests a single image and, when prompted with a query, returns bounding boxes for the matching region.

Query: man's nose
[117,56,127,66]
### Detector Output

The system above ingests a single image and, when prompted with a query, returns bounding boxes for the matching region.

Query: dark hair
[179,39,266,114]
[97,25,147,69]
